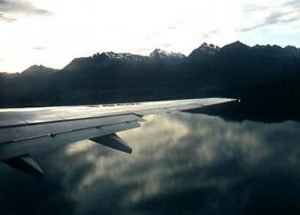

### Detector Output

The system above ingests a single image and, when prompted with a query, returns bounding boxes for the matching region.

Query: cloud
[0,13,15,22]
[284,0,300,8]
[237,1,300,32]
[168,26,176,30]
[0,0,52,22]
[1,113,300,214]
[266,11,294,24]
[69,114,300,214]
[163,43,171,48]
[33,46,46,50]
[202,30,219,39]
[243,4,267,14]
[237,11,300,32]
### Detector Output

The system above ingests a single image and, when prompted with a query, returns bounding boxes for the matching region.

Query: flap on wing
[90,133,132,153]
[0,120,140,161]
[2,154,44,176]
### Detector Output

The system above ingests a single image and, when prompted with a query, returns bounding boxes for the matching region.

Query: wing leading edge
[0,97,236,175]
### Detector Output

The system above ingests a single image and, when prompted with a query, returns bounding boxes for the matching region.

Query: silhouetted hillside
[1,41,300,122]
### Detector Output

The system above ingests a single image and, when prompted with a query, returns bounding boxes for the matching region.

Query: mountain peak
[188,42,220,61]
[283,45,300,58]
[149,49,186,60]
[198,42,220,52]
[284,45,297,50]
[92,51,148,62]
[101,52,134,60]
[226,41,249,49]
[150,49,167,57]
[22,65,57,75]
[25,64,48,70]
[220,41,250,54]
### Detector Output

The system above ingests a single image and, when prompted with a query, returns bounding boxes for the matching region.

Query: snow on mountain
[149,49,186,60]
[100,52,147,62]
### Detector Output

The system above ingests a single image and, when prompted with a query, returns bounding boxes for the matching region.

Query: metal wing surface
[0,97,236,175]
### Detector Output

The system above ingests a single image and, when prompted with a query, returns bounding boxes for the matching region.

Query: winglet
[90,133,132,153]
[2,154,44,176]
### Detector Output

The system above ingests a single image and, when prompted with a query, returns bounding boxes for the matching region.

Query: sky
[0,0,300,73]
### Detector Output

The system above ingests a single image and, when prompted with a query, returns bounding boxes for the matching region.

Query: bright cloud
[0,0,299,73]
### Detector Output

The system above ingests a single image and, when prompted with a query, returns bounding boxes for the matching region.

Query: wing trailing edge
[2,154,44,176]
[90,133,132,153]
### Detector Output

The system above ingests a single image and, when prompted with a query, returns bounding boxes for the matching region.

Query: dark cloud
[266,11,293,24]
[239,1,300,32]
[237,11,299,32]
[0,0,52,22]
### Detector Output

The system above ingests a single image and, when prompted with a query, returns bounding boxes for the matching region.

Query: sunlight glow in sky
[0,0,300,73]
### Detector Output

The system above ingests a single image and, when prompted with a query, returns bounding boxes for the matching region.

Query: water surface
[1,113,300,214]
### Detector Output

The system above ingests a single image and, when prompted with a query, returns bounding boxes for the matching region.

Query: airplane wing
[0,97,236,175]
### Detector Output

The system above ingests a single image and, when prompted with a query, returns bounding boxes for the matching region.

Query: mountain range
[1,41,300,122]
